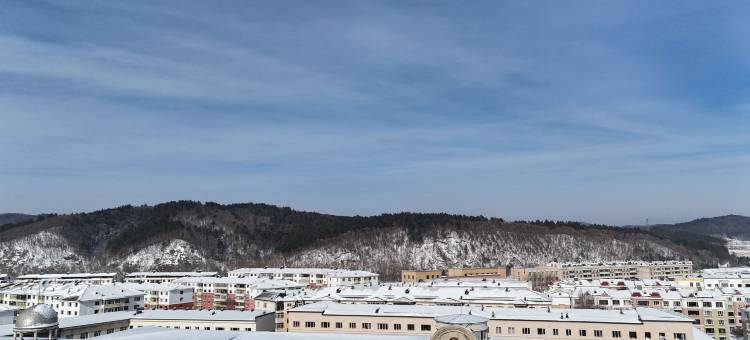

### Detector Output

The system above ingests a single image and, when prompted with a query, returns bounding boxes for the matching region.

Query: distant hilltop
[0,201,747,279]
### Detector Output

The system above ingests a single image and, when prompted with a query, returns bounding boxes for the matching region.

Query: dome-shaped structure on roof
[13,304,59,340]
[432,313,489,340]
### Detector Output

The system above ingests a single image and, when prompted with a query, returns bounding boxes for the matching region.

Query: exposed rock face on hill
[0,202,740,279]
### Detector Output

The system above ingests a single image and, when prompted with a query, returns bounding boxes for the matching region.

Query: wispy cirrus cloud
[0,0,748,224]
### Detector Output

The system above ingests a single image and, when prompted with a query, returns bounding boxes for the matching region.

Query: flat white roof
[16,273,117,279]
[173,277,304,289]
[133,309,270,322]
[116,282,191,292]
[0,283,144,301]
[290,302,693,324]
[126,272,218,278]
[230,268,378,277]
[95,327,429,340]
[299,285,550,304]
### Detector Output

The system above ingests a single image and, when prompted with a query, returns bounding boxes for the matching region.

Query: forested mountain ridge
[650,215,750,240]
[0,201,741,279]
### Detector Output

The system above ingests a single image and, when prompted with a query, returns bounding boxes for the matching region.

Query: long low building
[124,272,218,284]
[288,301,700,340]
[173,277,303,311]
[97,327,430,340]
[14,273,117,285]
[0,282,144,317]
[228,268,379,287]
[115,283,194,310]
[0,306,276,339]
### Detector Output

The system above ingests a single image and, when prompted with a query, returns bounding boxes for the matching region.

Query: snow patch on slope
[0,231,86,273]
[115,239,208,270]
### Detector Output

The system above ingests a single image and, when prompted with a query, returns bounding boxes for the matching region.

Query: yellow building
[446,267,507,278]
[401,270,443,283]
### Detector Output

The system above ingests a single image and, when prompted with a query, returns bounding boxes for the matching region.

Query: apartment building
[14,273,117,285]
[0,307,276,340]
[446,267,507,279]
[566,287,746,340]
[551,261,693,280]
[124,271,218,284]
[287,301,699,340]
[228,268,379,287]
[116,283,194,310]
[402,267,507,283]
[402,270,443,283]
[0,282,144,317]
[172,277,303,310]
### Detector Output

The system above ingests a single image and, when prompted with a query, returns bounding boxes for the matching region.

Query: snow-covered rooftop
[94,327,429,340]
[115,282,191,292]
[16,273,117,280]
[173,277,304,289]
[298,284,550,305]
[133,309,270,322]
[126,272,218,278]
[229,268,378,277]
[290,302,693,324]
[0,282,144,301]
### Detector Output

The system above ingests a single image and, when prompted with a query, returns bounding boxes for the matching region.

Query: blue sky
[0,1,748,225]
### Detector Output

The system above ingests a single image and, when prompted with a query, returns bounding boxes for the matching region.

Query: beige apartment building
[554,261,693,280]
[402,270,443,283]
[446,267,507,279]
[402,267,508,283]
[588,288,744,340]
[287,301,699,340]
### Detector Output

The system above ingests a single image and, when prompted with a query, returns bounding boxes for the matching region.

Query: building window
[566,329,572,336]
[595,330,603,337]
[674,333,686,340]
[496,327,502,334]
[613,331,622,338]
[245,328,252,331]
[703,302,712,308]
[580,330,587,337]
[508,327,515,335]
[378,323,388,330]
[421,325,431,331]
[407,324,415,331]
[645,332,651,339]
[523,328,531,335]
[321,322,330,329]
[335,322,343,329]
[349,323,356,329]
[630,331,637,339]
[394,324,401,330]
[216,328,225,331]
[716,302,723,308]
[230,328,239,331]
[305,322,315,328]
[362,323,371,330]
[538,328,546,335]
[293,321,300,328]
[553,329,559,336]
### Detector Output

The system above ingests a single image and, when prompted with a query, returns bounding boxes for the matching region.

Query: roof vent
[465,289,469,295]
[375,308,380,313]
[565,313,569,319]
